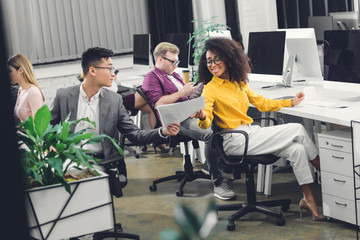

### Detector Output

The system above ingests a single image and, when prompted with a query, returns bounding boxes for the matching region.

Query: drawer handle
[331,144,343,148]
[335,201,347,207]
[332,155,345,160]
[333,178,346,183]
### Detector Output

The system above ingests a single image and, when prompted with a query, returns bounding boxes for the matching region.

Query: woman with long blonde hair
[7,54,44,122]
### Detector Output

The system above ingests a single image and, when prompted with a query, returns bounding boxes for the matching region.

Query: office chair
[117,86,145,159]
[211,118,291,231]
[135,86,211,196]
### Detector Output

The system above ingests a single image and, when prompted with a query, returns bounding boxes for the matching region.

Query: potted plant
[17,105,123,240]
[188,16,231,82]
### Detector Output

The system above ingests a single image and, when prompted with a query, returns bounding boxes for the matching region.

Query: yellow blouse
[197,76,292,129]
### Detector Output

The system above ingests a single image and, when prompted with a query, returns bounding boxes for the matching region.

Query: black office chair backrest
[136,85,162,129]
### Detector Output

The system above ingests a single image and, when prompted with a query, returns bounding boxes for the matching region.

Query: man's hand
[162,122,180,136]
[190,110,206,121]
[179,82,197,97]
[291,91,305,106]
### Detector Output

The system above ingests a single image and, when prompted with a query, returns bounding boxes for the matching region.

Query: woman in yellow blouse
[193,37,326,221]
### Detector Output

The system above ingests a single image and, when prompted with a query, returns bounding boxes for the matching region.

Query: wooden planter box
[25,169,114,240]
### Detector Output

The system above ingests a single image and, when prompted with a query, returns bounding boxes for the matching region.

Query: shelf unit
[351,120,360,240]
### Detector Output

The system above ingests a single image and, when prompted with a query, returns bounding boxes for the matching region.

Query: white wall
[192,0,227,29]
[35,55,134,106]
[1,0,148,64]
[237,0,278,52]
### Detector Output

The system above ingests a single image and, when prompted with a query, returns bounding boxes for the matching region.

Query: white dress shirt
[168,74,183,91]
[74,83,102,154]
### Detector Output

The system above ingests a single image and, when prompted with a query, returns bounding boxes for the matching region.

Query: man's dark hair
[81,47,114,76]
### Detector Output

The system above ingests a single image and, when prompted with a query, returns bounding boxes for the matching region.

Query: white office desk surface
[247,79,360,127]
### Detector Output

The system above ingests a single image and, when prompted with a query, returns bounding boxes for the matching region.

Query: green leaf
[48,157,64,177]
[55,142,67,153]
[72,148,97,171]
[69,117,96,129]
[67,132,95,145]
[173,204,201,237]
[159,229,183,240]
[198,200,226,239]
[58,177,72,194]
[60,120,70,142]
[33,105,51,137]
[23,116,36,137]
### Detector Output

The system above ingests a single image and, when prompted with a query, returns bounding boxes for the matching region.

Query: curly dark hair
[198,37,251,85]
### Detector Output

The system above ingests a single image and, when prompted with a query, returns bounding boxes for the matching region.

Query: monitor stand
[261,54,296,89]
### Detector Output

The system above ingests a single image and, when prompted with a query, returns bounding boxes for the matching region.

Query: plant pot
[25,169,114,240]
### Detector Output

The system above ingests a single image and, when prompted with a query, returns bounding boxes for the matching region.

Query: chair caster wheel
[115,223,123,233]
[176,189,183,197]
[276,217,285,226]
[135,153,140,158]
[227,222,235,231]
[149,184,157,191]
[281,204,290,212]
[142,146,147,152]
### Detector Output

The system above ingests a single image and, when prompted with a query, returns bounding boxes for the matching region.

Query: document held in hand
[157,96,206,130]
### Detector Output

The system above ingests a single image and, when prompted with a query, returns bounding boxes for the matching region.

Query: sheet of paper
[157,96,205,130]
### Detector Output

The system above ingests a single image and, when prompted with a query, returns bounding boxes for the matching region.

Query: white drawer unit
[322,194,359,225]
[318,132,352,153]
[318,129,360,225]
[321,171,356,200]
[319,149,353,177]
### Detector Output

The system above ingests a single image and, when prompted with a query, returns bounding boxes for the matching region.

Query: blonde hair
[7,54,44,100]
[153,42,180,62]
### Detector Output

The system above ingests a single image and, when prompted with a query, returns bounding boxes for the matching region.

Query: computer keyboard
[274,96,294,100]
[305,99,337,107]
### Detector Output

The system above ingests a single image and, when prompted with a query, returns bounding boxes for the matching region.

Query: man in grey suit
[50,47,180,193]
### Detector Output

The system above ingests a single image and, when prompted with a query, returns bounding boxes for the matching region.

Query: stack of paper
[157,96,206,129]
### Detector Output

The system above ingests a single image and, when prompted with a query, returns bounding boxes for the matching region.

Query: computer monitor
[308,16,333,42]
[279,28,323,85]
[247,31,286,76]
[163,33,190,69]
[133,34,151,66]
[324,30,360,84]
[329,11,359,30]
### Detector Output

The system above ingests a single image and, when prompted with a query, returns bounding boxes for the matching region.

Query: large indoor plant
[188,16,231,82]
[17,104,123,194]
[17,105,124,239]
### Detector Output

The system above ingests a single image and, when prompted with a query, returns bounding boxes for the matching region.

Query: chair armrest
[98,156,124,166]
[212,130,249,165]
[253,117,277,126]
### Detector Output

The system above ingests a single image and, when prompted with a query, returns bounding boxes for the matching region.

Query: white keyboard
[305,99,337,107]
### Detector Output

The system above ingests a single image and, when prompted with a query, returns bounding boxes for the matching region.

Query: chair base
[69,223,140,240]
[124,145,140,158]
[149,169,211,196]
[217,162,291,231]
[217,195,291,231]
[149,139,211,196]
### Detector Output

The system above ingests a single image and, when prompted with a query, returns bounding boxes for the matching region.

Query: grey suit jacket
[50,84,163,158]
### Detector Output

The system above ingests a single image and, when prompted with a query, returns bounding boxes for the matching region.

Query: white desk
[247,77,360,195]
[248,79,360,127]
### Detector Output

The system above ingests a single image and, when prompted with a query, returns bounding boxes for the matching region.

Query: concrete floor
[105,146,359,240]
